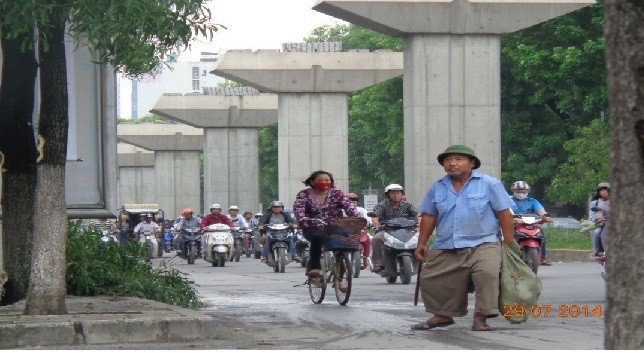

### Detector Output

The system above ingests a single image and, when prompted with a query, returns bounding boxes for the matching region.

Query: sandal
[306,269,322,278]
[471,321,494,331]
[410,319,454,331]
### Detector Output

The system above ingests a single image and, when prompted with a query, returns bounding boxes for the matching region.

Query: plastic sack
[499,242,543,324]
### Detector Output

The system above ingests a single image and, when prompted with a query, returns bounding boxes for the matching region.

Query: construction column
[117,123,203,218]
[212,42,402,207]
[151,87,278,213]
[313,0,593,206]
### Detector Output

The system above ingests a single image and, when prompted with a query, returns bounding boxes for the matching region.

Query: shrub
[66,221,200,309]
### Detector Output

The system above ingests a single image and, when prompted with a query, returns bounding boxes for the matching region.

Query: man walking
[413,145,516,332]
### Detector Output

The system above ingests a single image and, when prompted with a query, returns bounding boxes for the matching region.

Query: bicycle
[300,217,367,306]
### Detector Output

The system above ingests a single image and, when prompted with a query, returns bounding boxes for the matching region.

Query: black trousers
[302,226,324,270]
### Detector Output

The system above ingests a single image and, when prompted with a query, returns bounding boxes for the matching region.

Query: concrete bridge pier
[117,143,156,206]
[151,89,278,213]
[117,123,203,218]
[212,45,403,206]
[313,0,593,206]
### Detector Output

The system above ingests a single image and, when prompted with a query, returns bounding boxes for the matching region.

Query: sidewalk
[0,296,218,349]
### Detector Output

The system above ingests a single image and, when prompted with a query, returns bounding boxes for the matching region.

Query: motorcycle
[242,228,254,258]
[250,230,263,259]
[180,228,202,265]
[351,229,372,278]
[162,228,174,253]
[204,223,234,267]
[513,214,547,274]
[294,229,310,268]
[264,223,292,273]
[380,218,419,284]
[99,229,118,244]
[231,229,246,262]
[139,230,158,261]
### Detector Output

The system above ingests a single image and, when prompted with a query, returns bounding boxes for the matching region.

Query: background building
[129,52,225,118]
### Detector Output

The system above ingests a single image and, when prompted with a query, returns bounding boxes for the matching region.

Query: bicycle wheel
[308,271,327,305]
[333,252,353,305]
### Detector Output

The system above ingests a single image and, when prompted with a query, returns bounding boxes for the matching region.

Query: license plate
[145,235,151,240]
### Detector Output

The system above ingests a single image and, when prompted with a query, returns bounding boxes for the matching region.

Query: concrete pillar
[212,46,403,207]
[151,90,278,213]
[117,123,203,218]
[278,93,349,203]
[313,0,593,206]
[155,151,201,219]
[117,143,156,206]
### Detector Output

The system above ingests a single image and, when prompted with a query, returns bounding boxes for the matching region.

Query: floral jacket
[293,187,359,228]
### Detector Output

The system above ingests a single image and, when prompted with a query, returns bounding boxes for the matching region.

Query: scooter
[250,230,263,259]
[380,218,419,285]
[162,228,174,253]
[231,229,245,262]
[203,223,234,267]
[181,228,202,265]
[242,228,254,258]
[264,223,292,273]
[99,229,119,244]
[294,229,310,268]
[513,214,548,275]
[138,230,158,261]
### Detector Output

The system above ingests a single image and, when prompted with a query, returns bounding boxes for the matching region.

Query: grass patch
[543,227,593,250]
[66,221,200,309]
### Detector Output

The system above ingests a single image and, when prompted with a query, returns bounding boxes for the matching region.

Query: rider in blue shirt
[509,181,554,266]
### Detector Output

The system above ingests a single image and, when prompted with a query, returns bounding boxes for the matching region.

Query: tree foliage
[547,118,610,206]
[500,2,607,213]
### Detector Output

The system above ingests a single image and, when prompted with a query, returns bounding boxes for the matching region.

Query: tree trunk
[604,1,644,349]
[23,19,69,315]
[0,28,39,298]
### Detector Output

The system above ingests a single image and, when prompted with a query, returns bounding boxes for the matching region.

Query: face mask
[313,181,332,191]
[513,192,528,201]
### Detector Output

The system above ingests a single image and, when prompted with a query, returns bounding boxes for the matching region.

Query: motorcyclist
[509,181,554,266]
[175,208,202,256]
[370,184,419,273]
[200,204,235,229]
[346,192,373,269]
[228,205,250,254]
[589,182,610,256]
[133,213,161,246]
[258,201,298,263]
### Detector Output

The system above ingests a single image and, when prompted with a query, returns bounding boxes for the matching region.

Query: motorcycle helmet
[510,181,530,191]
[209,203,221,210]
[254,213,263,218]
[181,208,193,217]
[270,201,284,208]
[229,205,239,211]
[384,183,404,195]
[347,192,359,201]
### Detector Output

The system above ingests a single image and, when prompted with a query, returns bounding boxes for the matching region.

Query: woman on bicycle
[293,170,360,279]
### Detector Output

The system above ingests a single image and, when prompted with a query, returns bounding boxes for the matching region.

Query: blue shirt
[510,197,544,215]
[419,171,515,249]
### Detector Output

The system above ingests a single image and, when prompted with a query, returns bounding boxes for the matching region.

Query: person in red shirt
[200,204,235,229]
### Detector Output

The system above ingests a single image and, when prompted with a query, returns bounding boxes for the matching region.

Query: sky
[118,0,346,117]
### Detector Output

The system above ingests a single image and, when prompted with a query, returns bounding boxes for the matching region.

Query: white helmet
[229,205,239,211]
[209,203,221,210]
[384,183,404,194]
[511,181,530,191]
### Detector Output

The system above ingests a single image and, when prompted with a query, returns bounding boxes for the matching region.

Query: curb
[0,296,219,349]
[548,249,595,263]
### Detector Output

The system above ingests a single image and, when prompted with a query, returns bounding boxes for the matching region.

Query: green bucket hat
[437,144,481,169]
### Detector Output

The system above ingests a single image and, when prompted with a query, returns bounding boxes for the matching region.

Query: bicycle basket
[325,217,367,251]
[329,217,367,235]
